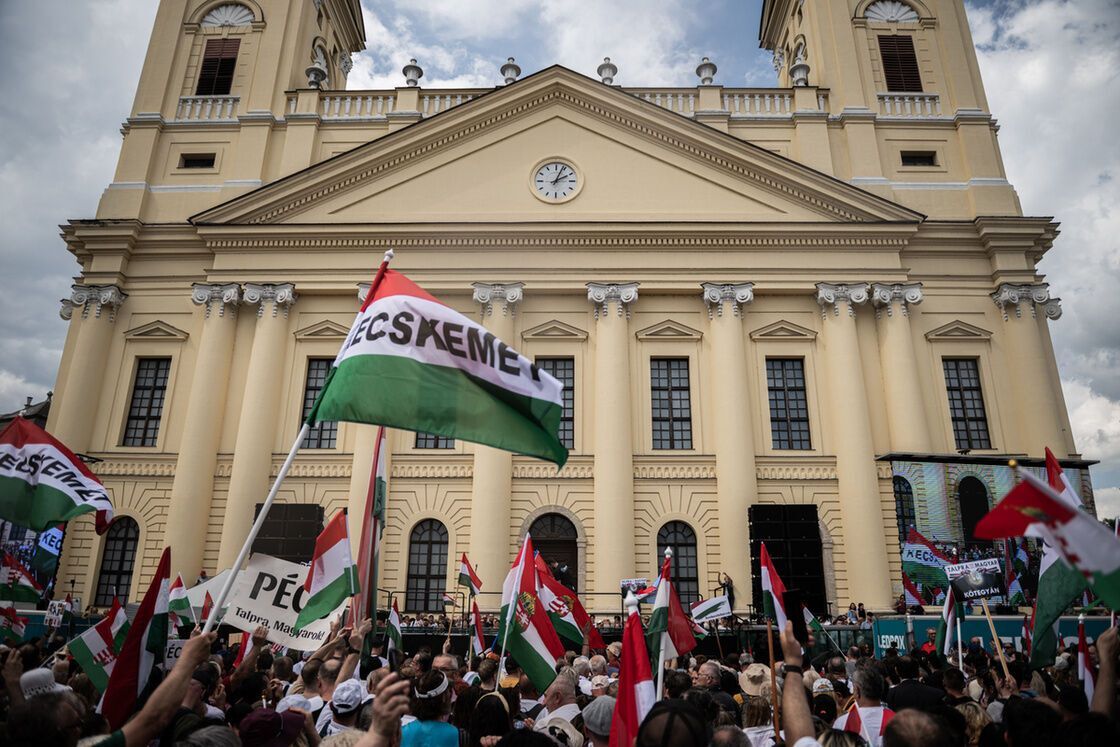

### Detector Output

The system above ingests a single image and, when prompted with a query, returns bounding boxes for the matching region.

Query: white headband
[415,672,449,699]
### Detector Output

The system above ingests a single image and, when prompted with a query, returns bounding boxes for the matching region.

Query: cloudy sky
[0,0,1117,513]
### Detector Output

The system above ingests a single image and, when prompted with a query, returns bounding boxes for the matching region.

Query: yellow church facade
[45,0,1093,616]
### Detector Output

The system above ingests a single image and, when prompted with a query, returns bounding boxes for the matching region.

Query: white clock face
[533,161,579,201]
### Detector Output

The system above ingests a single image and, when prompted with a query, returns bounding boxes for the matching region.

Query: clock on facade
[531,159,581,202]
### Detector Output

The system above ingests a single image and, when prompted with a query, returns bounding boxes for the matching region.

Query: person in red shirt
[920,627,938,655]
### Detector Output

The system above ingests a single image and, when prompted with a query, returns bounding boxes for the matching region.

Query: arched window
[405,520,448,612]
[94,518,140,606]
[893,476,916,545]
[658,521,699,606]
[958,477,990,546]
[530,513,579,592]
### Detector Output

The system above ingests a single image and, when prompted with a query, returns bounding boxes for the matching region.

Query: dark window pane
[658,521,699,607]
[251,504,324,563]
[122,358,171,447]
[942,359,991,450]
[893,476,916,546]
[415,432,455,449]
[767,359,811,450]
[405,520,449,612]
[94,518,140,606]
[650,359,692,450]
[878,35,922,92]
[536,357,575,448]
[196,38,240,96]
[303,359,337,449]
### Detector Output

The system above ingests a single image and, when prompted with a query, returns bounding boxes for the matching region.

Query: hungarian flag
[168,574,194,628]
[1012,540,1030,579]
[459,553,483,596]
[385,598,403,656]
[1077,616,1097,702]
[101,546,170,730]
[201,591,214,622]
[441,592,456,606]
[0,552,43,603]
[934,585,964,657]
[471,600,486,657]
[901,527,952,588]
[690,596,732,625]
[0,417,114,531]
[1029,449,1089,668]
[68,597,130,692]
[689,617,708,641]
[0,605,28,642]
[306,265,568,466]
[497,535,565,691]
[975,467,1120,609]
[294,510,359,632]
[609,602,655,747]
[232,631,253,668]
[1021,612,1032,657]
[646,554,696,667]
[1007,569,1026,607]
[535,554,602,648]
[803,604,842,652]
[902,573,923,607]
[354,425,388,620]
[842,705,895,740]
[760,542,788,629]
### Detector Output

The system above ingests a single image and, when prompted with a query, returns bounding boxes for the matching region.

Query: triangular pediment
[749,320,817,341]
[294,320,351,340]
[522,320,588,341]
[193,67,922,227]
[925,320,992,341]
[636,320,703,341]
[124,320,189,341]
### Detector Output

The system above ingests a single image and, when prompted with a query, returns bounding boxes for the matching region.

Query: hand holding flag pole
[202,250,395,634]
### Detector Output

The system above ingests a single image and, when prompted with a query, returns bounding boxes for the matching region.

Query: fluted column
[991,283,1067,455]
[217,283,297,570]
[587,282,638,600]
[871,283,932,453]
[702,283,758,612]
[167,284,241,580]
[51,285,128,449]
[468,282,523,604]
[816,283,893,607]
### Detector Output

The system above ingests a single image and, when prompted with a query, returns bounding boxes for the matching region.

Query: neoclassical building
[45,0,1094,616]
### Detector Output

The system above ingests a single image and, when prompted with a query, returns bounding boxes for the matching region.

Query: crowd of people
[1,605,1118,747]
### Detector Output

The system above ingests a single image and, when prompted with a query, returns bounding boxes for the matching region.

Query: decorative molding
[522,320,588,342]
[391,463,474,479]
[815,282,869,318]
[93,460,177,477]
[749,320,818,341]
[587,282,639,319]
[123,320,190,342]
[756,464,837,480]
[865,0,920,22]
[635,319,703,342]
[701,282,754,319]
[925,319,992,341]
[513,463,594,479]
[200,3,255,27]
[243,283,297,318]
[471,282,524,317]
[191,282,241,318]
[991,282,1061,321]
[271,462,352,478]
[634,464,716,479]
[64,284,128,322]
[294,319,350,340]
[338,51,353,76]
[870,282,923,318]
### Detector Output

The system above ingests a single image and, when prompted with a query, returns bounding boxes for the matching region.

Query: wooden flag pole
[767,617,781,743]
[980,598,1011,681]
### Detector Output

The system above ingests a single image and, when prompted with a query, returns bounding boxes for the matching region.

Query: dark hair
[1004,697,1060,747]
[271,655,294,681]
[897,655,920,679]
[1059,712,1120,746]
[812,694,838,724]
[1058,684,1089,716]
[411,670,452,722]
[681,687,719,724]
[300,658,322,688]
[1008,660,1032,689]
[232,671,268,705]
[470,691,514,746]
[451,684,484,728]
[478,658,498,684]
[495,731,555,746]
[942,667,965,692]
[635,699,711,747]
[665,670,692,699]
[6,692,82,747]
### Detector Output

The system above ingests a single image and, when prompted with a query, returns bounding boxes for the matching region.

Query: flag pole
[980,598,1011,681]
[956,613,964,672]
[361,425,388,648]
[498,534,529,677]
[767,617,780,743]
[656,547,671,700]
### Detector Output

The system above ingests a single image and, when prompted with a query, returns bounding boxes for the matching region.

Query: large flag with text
[901,527,952,589]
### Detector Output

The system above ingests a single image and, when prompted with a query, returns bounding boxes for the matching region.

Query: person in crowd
[885,655,944,711]
[469,690,513,746]
[695,660,739,716]
[741,694,773,746]
[833,665,893,746]
[580,695,613,747]
[534,672,581,731]
[846,604,858,625]
[401,670,457,746]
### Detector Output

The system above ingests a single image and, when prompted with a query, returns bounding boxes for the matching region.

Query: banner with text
[946,559,1005,602]
[224,554,346,651]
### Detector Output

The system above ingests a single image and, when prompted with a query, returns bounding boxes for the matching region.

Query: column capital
[587,282,639,319]
[60,284,128,322]
[816,282,869,318]
[471,282,524,317]
[243,283,297,318]
[191,283,242,318]
[871,282,923,318]
[701,282,754,319]
[991,282,1061,321]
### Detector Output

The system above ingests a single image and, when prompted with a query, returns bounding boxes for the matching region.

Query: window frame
[250,503,324,563]
[877,34,923,93]
[405,519,449,613]
[122,357,172,448]
[649,357,694,450]
[195,37,241,96]
[301,358,337,449]
[414,432,455,449]
[942,357,992,450]
[893,476,916,546]
[535,356,575,449]
[766,357,812,450]
[657,521,700,607]
[94,518,140,606]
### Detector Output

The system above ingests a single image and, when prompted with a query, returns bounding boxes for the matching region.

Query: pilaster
[871,283,932,453]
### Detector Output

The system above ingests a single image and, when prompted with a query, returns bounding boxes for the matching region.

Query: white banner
[224,554,346,652]
[165,638,187,668]
[691,596,732,623]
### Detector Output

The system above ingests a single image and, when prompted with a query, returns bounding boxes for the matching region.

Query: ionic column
[587,282,639,599]
[871,283,933,453]
[217,283,297,570]
[991,283,1067,455]
[50,285,128,449]
[468,282,523,602]
[702,283,758,612]
[167,284,241,580]
[816,283,893,607]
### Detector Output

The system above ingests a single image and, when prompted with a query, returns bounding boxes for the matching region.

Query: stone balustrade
[627,89,698,116]
[877,92,942,117]
[175,95,239,121]
[420,90,488,116]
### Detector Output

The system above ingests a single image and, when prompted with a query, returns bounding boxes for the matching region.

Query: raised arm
[780,621,816,746]
[1092,625,1117,717]
[122,630,217,747]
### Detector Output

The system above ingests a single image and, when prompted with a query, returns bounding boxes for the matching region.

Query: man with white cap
[316,679,370,736]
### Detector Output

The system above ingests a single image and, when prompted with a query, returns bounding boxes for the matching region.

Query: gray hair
[573,656,591,677]
[589,655,607,675]
[710,725,752,747]
[853,665,887,702]
[177,725,241,747]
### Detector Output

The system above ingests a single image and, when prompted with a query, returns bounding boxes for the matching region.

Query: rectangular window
[536,357,575,448]
[195,38,240,96]
[302,359,337,449]
[122,358,171,447]
[901,151,937,167]
[179,153,216,169]
[650,358,693,450]
[943,358,992,449]
[415,432,455,449]
[767,358,811,450]
[878,35,922,92]
[251,504,323,563]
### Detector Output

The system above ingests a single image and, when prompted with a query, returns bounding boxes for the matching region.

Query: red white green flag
[471,600,486,657]
[646,554,697,665]
[1,552,43,603]
[1078,615,1097,701]
[609,602,655,747]
[760,542,788,629]
[168,573,194,628]
[0,605,28,642]
[68,597,130,692]
[101,546,170,730]
[386,598,403,656]
[0,417,114,531]
[459,553,483,596]
[498,535,565,691]
[306,267,568,466]
[901,527,952,589]
[935,584,964,657]
[902,573,922,607]
[534,553,603,648]
[294,510,359,633]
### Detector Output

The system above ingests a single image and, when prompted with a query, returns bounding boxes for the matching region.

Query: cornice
[92,459,178,477]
